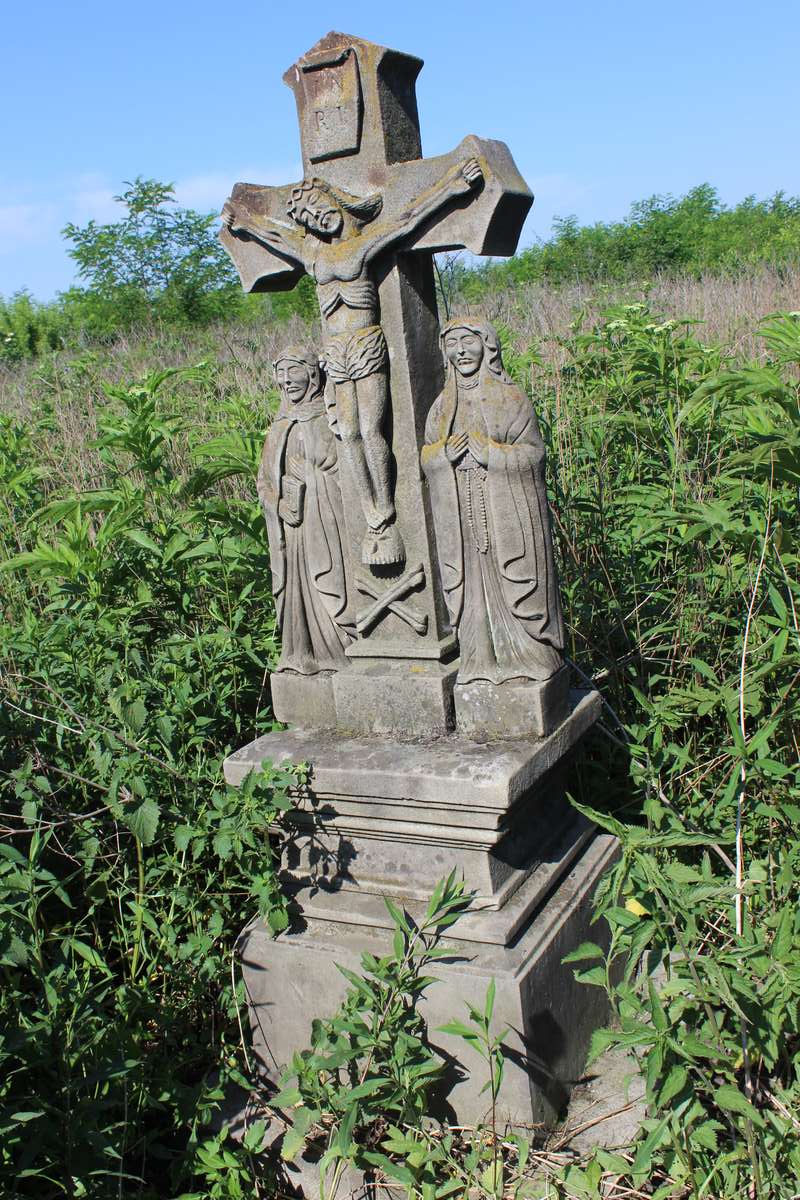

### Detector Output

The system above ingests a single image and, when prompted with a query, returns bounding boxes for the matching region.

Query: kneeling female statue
[421,319,567,733]
[258,347,354,680]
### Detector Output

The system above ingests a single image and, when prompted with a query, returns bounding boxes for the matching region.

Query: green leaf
[347,1078,386,1102]
[68,938,111,974]
[574,964,607,987]
[648,978,668,1033]
[21,800,38,825]
[212,831,232,860]
[267,907,289,934]
[434,1179,466,1198]
[681,1033,719,1061]
[485,977,496,1023]
[659,1065,688,1106]
[438,1019,478,1041]
[124,529,162,555]
[631,1116,670,1179]
[242,1119,268,1152]
[124,698,147,733]
[126,798,160,845]
[715,1083,764,1126]
[562,941,604,964]
[586,1026,619,1065]
[281,1125,307,1163]
[364,1154,415,1185]
[174,825,194,851]
[595,1148,630,1172]
[691,1120,722,1150]
[772,903,795,961]
[383,895,411,934]
[480,1161,503,1195]
[271,1086,302,1109]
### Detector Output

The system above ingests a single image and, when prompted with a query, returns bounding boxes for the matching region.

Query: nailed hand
[221,201,239,231]
[461,157,483,189]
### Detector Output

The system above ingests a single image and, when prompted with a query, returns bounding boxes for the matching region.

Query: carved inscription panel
[293,47,363,163]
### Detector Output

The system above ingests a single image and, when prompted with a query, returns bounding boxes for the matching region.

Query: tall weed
[0,366,291,1195]
[0,301,798,1197]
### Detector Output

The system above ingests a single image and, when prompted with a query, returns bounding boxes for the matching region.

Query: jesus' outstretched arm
[361,158,484,265]
[222,202,306,266]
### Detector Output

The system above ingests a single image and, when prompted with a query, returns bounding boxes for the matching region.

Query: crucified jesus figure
[222,156,483,566]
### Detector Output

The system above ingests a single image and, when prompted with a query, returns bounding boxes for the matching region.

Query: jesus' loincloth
[323,324,388,384]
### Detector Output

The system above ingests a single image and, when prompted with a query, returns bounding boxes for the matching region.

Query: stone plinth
[454,666,571,740]
[332,657,457,737]
[239,832,617,1127]
[224,688,614,1124]
[270,671,337,730]
[225,690,598,924]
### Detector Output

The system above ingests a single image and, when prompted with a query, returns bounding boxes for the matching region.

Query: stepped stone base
[224,687,615,1126]
[239,831,617,1126]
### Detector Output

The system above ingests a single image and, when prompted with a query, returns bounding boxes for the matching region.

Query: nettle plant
[545,312,800,1198]
[265,874,530,1200]
[0,364,298,1196]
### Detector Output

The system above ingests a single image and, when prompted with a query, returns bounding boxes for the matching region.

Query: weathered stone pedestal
[217,28,619,1155]
[224,688,616,1126]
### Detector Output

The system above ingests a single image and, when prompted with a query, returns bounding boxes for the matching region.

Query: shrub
[0,365,291,1195]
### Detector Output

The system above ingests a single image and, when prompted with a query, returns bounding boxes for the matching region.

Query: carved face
[275,361,312,403]
[444,329,485,378]
[293,189,344,238]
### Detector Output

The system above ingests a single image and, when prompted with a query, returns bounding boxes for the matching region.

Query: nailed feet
[362,522,405,566]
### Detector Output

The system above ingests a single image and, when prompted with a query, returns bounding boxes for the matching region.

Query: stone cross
[221,35,609,1134]
[221,32,533,735]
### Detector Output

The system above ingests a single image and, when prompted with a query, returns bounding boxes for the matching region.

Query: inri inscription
[292,45,363,163]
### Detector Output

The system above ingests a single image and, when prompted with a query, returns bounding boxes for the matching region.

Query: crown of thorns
[286,178,383,224]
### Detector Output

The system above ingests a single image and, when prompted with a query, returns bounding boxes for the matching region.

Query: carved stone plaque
[294,46,362,163]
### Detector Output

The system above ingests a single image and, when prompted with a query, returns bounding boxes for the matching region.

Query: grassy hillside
[1,199,799,1195]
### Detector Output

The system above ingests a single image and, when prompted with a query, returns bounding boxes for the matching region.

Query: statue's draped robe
[422,370,564,683]
[257,397,354,673]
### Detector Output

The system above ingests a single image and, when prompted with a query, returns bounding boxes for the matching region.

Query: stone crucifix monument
[222,32,616,1130]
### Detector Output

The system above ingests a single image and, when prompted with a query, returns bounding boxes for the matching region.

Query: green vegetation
[3,181,800,364]
[0,291,67,362]
[460,184,800,296]
[0,179,316,360]
[0,363,296,1194]
[1,178,799,1196]
[60,178,244,335]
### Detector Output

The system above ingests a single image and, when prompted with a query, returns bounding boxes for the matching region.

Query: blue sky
[2,0,798,299]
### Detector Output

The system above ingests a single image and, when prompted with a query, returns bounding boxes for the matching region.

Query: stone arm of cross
[361,157,484,266]
[221,201,306,267]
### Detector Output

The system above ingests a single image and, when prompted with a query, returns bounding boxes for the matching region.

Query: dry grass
[468,263,800,365]
[2,266,798,472]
